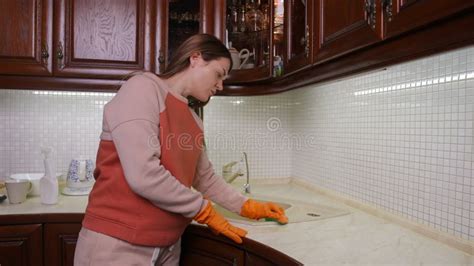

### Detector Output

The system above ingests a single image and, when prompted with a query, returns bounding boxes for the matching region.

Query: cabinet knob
[305,25,310,58]
[57,42,64,69]
[41,43,49,66]
[158,50,165,64]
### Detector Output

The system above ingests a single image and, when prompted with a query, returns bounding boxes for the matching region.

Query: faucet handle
[222,160,244,183]
[222,161,239,173]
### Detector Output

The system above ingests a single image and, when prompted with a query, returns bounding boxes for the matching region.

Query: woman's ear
[189,52,202,68]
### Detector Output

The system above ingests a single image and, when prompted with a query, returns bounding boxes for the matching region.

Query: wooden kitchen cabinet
[0,224,43,266]
[0,0,53,76]
[224,0,314,82]
[313,0,474,63]
[383,0,474,38]
[0,1,473,94]
[0,214,303,266]
[181,231,245,265]
[224,0,274,82]
[181,224,303,266]
[313,0,383,63]
[44,223,82,266]
[53,0,155,78]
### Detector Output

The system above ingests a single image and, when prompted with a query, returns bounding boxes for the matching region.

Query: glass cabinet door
[156,0,202,74]
[226,0,275,82]
[226,0,309,82]
[168,1,201,62]
[285,0,313,74]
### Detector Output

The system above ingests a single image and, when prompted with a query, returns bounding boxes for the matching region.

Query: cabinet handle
[41,43,49,65]
[305,25,310,58]
[158,50,165,64]
[382,0,393,22]
[57,42,64,69]
[365,0,376,29]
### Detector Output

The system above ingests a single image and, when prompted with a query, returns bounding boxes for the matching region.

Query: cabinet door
[383,0,474,38]
[44,223,82,266]
[156,0,204,74]
[225,0,273,82]
[285,0,314,74]
[314,0,383,62]
[0,0,52,76]
[0,224,43,266]
[181,233,244,266]
[54,0,154,78]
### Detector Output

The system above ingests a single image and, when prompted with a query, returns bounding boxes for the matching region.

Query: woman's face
[188,55,230,102]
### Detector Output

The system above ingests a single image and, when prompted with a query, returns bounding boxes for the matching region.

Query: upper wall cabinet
[54,0,154,78]
[0,0,53,76]
[0,0,472,94]
[225,0,313,83]
[314,0,383,62]
[225,0,274,82]
[383,0,474,38]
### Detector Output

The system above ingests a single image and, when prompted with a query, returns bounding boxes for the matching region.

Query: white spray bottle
[40,146,58,204]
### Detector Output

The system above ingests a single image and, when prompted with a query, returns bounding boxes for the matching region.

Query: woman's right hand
[194,201,247,244]
[240,199,288,224]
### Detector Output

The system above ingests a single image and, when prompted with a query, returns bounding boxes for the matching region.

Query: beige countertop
[1,179,473,265]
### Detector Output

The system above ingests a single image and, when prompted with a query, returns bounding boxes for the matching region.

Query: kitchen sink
[213,195,349,225]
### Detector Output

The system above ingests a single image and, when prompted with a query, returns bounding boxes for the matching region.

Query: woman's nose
[216,80,224,90]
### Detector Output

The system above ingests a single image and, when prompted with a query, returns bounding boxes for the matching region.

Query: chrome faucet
[222,152,251,194]
[242,152,250,194]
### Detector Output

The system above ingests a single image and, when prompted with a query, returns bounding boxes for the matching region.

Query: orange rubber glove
[194,201,248,244]
[240,199,288,224]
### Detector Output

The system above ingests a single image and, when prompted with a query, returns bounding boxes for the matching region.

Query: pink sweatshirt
[82,72,247,246]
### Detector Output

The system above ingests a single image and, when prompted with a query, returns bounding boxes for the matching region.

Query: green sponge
[264,218,287,224]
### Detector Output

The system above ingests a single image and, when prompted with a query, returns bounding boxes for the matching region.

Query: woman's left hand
[240,199,288,224]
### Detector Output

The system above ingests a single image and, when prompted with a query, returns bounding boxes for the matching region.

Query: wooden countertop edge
[0,213,85,225]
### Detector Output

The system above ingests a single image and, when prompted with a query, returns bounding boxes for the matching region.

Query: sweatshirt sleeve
[104,74,206,218]
[192,151,248,213]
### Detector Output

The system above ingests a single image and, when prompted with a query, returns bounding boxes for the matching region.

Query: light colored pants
[74,227,181,266]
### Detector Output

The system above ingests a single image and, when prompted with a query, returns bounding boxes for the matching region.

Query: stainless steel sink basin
[213,195,349,225]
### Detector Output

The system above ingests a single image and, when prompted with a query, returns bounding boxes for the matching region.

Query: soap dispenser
[40,146,58,204]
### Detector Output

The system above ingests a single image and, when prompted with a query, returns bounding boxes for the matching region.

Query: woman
[74,34,288,266]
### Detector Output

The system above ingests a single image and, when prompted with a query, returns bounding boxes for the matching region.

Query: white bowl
[10,173,62,196]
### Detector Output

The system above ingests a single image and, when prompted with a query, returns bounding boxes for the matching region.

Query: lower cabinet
[0,224,43,266]
[44,223,82,266]
[181,232,245,265]
[0,220,302,266]
[181,225,303,266]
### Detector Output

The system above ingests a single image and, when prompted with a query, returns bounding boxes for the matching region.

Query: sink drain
[307,213,320,217]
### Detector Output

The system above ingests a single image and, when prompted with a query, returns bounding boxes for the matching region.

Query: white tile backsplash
[205,45,474,241]
[203,95,292,178]
[0,90,114,178]
[1,45,473,241]
[287,45,474,240]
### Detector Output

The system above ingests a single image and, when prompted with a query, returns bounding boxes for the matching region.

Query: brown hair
[160,34,231,108]
[160,33,232,79]
[120,34,230,108]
